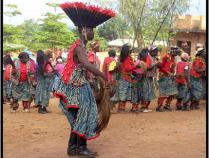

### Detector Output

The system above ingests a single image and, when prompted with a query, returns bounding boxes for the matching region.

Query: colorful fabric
[3,80,12,98]
[142,77,155,101]
[131,79,143,103]
[145,54,157,77]
[29,84,36,95]
[176,84,189,103]
[12,81,30,101]
[58,82,99,139]
[158,76,178,97]
[117,78,132,101]
[19,62,28,81]
[134,60,146,75]
[4,65,12,81]
[184,77,203,102]
[28,59,37,82]
[14,60,31,81]
[54,39,99,140]
[175,61,190,84]
[120,56,136,82]
[61,40,87,85]
[35,76,52,107]
[102,57,115,81]
[159,54,175,75]
[88,51,101,67]
[55,63,64,76]
[190,57,206,78]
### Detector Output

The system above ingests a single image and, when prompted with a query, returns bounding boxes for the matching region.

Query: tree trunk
[136,31,144,49]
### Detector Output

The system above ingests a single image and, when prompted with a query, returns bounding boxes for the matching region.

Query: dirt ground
[3,97,206,158]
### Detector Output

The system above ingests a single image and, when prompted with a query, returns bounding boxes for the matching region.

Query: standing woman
[188,48,206,109]
[24,50,37,108]
[140,45,160,112]
[35,50,54,114]
[3,55,15,104]
[156,46,178,112]
[10,52,31,112]
[117,44,138,112]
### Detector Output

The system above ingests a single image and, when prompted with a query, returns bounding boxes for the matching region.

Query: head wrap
[148,44,158,52]
[60,2,115,28]
[23,49,36,61]
[196,47,205,56]
[181,52,190,61]
[170,46,180,53]
[57,58,62,63]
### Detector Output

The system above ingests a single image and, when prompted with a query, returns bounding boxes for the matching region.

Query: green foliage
[94,30,108,51]
[4,4,22,17]
[97,0,190,48]
[98,15,131,41]
[3,3,108,53]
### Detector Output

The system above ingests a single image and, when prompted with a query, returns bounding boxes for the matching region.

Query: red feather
[60,2,115,17]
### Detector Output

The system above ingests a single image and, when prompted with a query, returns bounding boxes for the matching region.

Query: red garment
[61,40,81,84]
[190,57,206,78]
[88,51,95,64]
[175,61,189,84]
[19,61,27,81]
[145,54,156,77]
[4,65,12,80]
[29,59,36,73]
[120,56,136,82]
[102,57,115,81]
[45,63,53,73]
[88,51,101,67]
[159,54,175,75]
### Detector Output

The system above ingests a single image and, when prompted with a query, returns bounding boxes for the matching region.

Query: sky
[3,0,206,26]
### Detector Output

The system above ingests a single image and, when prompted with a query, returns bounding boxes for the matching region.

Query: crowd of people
[3,41,206,114]
[109,43,206,113]
[3,2,207,158]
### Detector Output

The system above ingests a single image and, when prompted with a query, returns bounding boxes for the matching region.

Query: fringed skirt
[12,81,30,101]
[158,76,178,97]
[3,80,12,98]
[54,80,99,140]
[141,77,155,101]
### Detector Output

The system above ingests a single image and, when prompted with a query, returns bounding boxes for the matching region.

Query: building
[169,15,206,56]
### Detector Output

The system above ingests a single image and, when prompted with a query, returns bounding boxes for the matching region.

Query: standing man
[54,2,115,157]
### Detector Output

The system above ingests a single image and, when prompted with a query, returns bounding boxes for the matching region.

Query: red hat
[60,2,115,28]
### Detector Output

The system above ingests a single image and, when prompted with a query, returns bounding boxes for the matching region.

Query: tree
[142,0,190,46]
[4,4,22,23]
[3,24,24,44]
[98,15,130,41]
[39,13,77,52]
[119,0,147,49]
[118,0,190,48]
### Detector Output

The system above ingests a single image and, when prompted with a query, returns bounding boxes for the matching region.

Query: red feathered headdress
[60,2,116,28]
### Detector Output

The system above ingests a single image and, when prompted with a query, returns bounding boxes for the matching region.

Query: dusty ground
[3,97,206,158]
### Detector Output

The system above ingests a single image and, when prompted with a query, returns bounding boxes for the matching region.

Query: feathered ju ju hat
[60,2,116,28]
